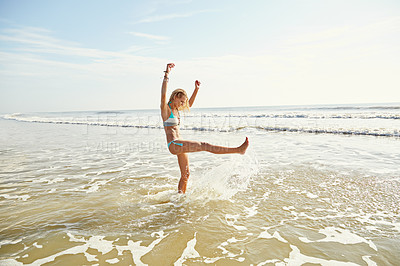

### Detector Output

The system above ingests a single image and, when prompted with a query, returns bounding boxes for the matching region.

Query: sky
[0,0,399,113]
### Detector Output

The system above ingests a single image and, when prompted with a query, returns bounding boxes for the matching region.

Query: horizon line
[1,101,400,115]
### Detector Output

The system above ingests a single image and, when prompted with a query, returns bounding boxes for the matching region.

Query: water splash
[187,153,259,202]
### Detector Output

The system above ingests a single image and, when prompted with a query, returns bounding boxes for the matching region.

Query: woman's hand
[165,63,175,74]
[189,80,201,107]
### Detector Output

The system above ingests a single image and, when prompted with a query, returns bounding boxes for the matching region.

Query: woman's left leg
[169,137,249,155]
[177,153,190,194]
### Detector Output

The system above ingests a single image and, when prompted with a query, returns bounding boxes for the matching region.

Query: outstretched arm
[160,63,175,109]
[189,80,200,107]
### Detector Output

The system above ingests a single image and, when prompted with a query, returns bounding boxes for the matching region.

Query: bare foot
[238,137,249,155]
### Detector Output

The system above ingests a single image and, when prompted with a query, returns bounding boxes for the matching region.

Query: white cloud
[0,25,169,112]
[134,9,217,24]
[169,17,400,107]
[136,13,192,23]
[0,27,117,59]
[128,31,169,41]
[285,16,400,52]
[1,16,399,112]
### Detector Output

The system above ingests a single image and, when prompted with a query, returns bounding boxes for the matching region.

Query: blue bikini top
[163,102,180,127]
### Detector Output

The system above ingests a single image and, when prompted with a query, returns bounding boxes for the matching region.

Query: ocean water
[0,103,399,265]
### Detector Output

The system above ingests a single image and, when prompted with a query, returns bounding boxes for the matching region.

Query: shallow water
[1,105,400,265]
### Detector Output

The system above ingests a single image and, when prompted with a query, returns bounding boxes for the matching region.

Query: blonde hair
[168,88,190,111]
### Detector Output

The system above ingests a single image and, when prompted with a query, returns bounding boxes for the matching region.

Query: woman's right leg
[169,137,249,155]
[177,153,190,194]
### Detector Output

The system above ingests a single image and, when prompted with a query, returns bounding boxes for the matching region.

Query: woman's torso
[164,126,180,142]
[162,105,180,142]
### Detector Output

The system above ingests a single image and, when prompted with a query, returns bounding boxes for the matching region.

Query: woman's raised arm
[160,63,175,109]
[189,80,200,107]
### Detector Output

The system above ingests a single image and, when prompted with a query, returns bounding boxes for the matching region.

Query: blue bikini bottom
[167,140,183,148]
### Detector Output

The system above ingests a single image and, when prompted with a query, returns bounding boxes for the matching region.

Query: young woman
[160,63,249,194]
